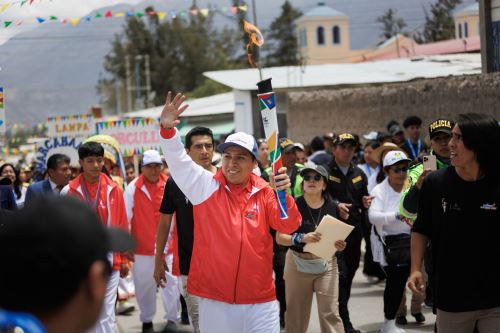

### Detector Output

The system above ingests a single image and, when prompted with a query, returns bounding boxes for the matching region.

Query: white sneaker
[116,300,135,315]
[381,319,406,333]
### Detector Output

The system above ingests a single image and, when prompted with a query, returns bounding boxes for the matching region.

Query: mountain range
[0,0,474,125]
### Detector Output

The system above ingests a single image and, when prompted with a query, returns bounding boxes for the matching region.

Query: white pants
[118,274,135,300]
[199,298,280,333]
[180,275,200,333]
[133,254,181,323]
[94,270,120,333]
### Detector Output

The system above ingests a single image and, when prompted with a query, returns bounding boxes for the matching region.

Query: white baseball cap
[218,132,258,159]
[142,150,162,166]
[383,150,411,167]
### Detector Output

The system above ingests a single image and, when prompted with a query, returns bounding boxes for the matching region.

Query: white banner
[35,136,83,172]
[95,117,161,156]
[47,114,95,138]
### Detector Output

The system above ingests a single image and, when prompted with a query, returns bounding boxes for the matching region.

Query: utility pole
[479,0,500,73]
[144,54,152,108]
[135,55,143,110]
[125,55,133,112]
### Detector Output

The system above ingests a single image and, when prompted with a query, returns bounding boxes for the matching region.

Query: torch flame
[243,19,264,68]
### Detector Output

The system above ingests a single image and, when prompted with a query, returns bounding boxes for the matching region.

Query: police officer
[326,133,373,333]
[399,118,454,318]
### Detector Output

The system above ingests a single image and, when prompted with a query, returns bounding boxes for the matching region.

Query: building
[454,3,480,39]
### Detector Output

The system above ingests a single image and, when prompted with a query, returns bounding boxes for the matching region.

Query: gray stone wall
[287,73,500,144]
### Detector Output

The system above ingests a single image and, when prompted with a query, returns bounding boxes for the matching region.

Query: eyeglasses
[391,166,409,174]
[303,174,322,182]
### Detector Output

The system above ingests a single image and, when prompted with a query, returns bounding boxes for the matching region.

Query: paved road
[117,264,435,333]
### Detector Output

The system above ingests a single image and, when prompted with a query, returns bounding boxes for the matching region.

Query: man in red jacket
[158,92,301,333]
[124,149,179,333]
[61,141,129,333]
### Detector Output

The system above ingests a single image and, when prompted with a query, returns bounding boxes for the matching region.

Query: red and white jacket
[160,128,301,304]
[124,173,168,256]
[62,173,129,271]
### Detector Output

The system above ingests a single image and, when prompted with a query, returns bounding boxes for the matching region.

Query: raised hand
[160,91,189,130]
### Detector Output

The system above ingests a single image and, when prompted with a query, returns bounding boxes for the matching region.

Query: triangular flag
[238,5,248,12]
[115,12,124,17]
[29,0,34,4]
[95,12,102,18]
[4,21,12,28]
[230,6,238,14]
[20,0,27,6]
[146,10,155,16]
[61,18,68,25]
[179,10,187,17]
[84,16,91,22]
[36,17,46,24]
[50,16,57,20]
[126,11,134,17]
[140,118,145,126]
[190,8,199,16]
[71,18,80,26]
[158,12,166,20]
[169,11,176,19]
[136,12,144,17]
[200,9,209,17]
[0,4,9,13]
[105,10,112,18]
[15,20,23,26]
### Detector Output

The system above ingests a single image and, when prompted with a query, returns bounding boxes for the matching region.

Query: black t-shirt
[159,177,194,276]
[413,167,500,312]
[290,196,338,253]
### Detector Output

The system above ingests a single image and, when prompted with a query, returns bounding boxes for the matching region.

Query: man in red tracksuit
[158,92,301,333]
[124,149,180,333]
[61,141,129,333]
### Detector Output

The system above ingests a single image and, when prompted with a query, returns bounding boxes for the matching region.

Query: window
[332,26,341,44]
[464,22,469,38]
[302,29,307,46]
[458,23,462,39]
[316,26,325,45]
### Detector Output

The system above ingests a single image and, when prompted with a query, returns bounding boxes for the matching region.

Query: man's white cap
[383,150,411,167]
[218,132,258,159]
[142,150,162,166]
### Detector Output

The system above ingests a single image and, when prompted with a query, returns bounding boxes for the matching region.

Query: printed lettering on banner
[35,136,83,172]
[47,114,95,137]
[95,117,161,156]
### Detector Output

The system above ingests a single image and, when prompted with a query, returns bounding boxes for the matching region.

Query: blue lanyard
[407,139,421,160]
[0,309,46,333]
[81,177,101,210]
[365,164,379,177]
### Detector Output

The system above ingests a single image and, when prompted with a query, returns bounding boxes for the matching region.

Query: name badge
[352,176,362,184]
[329,176,341,183]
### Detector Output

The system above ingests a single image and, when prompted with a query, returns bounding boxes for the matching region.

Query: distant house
[454,3,479,39]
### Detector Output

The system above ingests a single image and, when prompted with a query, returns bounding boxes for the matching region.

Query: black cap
[0,196,135,313]
[280,138,298,153]
[333,133,357,146]
[389,124,404,136]
[429,118,454,139]
[300,165,329,179]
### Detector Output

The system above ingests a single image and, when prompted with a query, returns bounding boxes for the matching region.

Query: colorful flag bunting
[71,18,79,26]
[4,21,12,28]
[36,17,45,23]
[104,11,112,18]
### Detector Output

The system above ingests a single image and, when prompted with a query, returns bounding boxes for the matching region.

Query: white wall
[233,89,253,134]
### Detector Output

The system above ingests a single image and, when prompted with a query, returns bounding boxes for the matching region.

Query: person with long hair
[0,163,27,208]
[276,165,346,333]
[409,114,500,333]
[368,151,412,333]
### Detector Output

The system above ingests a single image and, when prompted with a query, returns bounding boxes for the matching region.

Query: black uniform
[325,159,369,333]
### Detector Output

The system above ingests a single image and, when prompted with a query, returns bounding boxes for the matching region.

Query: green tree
[417,0,462,42]
[376,8,407,41]
[98,8,243,111]
[265,0,302,67]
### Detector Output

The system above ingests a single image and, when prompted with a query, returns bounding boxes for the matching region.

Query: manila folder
[303,214,354,260]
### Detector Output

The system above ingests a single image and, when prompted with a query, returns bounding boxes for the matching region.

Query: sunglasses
[303,174,323,182]
[391,166,409,174]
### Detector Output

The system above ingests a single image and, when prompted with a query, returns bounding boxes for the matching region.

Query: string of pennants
[0,0,38,13]
[48,114,92,122]
[0,4,249,28]
[95,117,159,131]
[122,145,160,157]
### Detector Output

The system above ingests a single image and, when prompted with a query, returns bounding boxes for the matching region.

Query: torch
[242,20,288,218]
[257,79,288,219]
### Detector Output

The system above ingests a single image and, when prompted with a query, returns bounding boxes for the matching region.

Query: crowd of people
[0,93,498,333]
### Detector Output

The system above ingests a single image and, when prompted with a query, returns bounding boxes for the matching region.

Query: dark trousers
[384,263,410,320]
[273,246,287,325]
[338,225,363,330]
